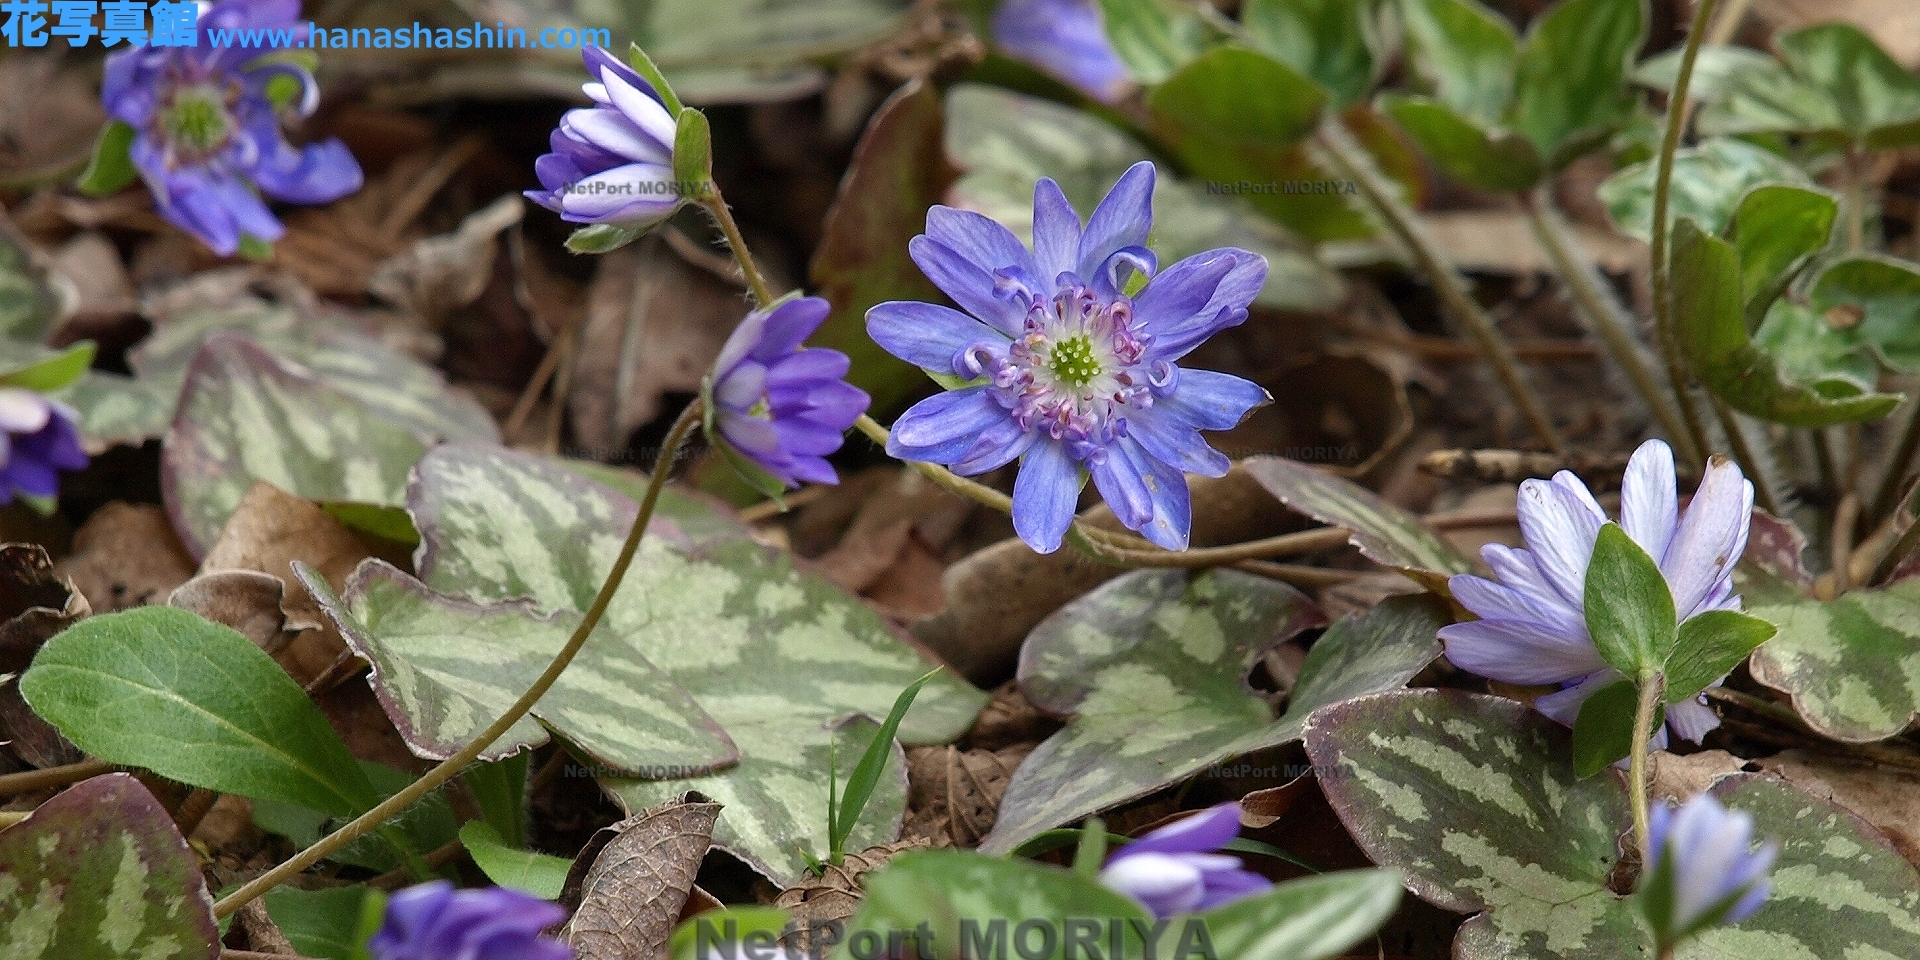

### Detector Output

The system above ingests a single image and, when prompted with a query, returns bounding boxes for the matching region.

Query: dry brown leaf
[774,838,932,952]
[47,231,140,348]
[1650,749,1747,804]
[54,502,197,613]
[863,536,949,621]
[0,544,89,768]
[962,681,1062,753]
[563,794,723,960]
[0,54,105,190]
[169,569,311,655]
[1756,751,1920,868]
[902,745,1030,848]
[1420,209,1642,275]
[272,143,472,298]
[368,195,523,328]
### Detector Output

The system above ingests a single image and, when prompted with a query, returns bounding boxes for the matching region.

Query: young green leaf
[0,340,94,393]
[565,223,647,254]
[76,120,139,196]
[1584,523,1677,679]
[1095,0,1220,85]
[1811,255,1920,373]
[1378,94,1543,191]
[1777,23,1920,148]
[1193,869,1403,960]
[1242,0,1376,108]
[1071,817,1107,880]
[1572,677,1656,778]
[1510,0,1645,164]
[672,108,713,197]
[1395,0,1518,124]
[1727,184,1838,328]
[1665,609,1777,702]
[264,886,382,960]
[831,668,942,861]
[460,822,573,900]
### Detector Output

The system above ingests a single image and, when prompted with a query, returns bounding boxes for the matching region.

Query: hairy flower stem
[1522,188,1696,463]
[213,400,704,920]
[1630,673,1666,861]
[1313,116,1566,456]
[1650,0,1723,472]
[700,193,775,308]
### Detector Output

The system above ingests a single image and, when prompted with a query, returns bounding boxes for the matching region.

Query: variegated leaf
[301,559,737,774]
[557,459,755,546]
[1304,690,1642,959]
[0,773,218,960]
[162,333,431,556]
[978,573,1442,854]
[1243,456,1471,590]
[1745,571,1920,742]
[409,445,986,883]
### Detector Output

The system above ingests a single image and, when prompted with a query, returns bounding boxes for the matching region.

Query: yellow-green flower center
[747,396,773,420]
[1046,334,1102,389]
[163,85,233,156]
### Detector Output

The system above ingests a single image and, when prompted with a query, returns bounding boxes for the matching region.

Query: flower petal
[886,387,1013,465]
[1145,368,1270,432]
[1515,474,1607,607]
[1031,177,1082,282]
[909,236,1029,335]
[866,301,1007,374]
[1012,440,1082,553]
[1133,249,1265,360]
[1446,573,1588,642]
[1078,161,1155,279]
[1620,438,1678,563]
[926,206,1039,287]
[1662,456,1754,619]
[1438,619,1609,685]
[1115,803,1243,856]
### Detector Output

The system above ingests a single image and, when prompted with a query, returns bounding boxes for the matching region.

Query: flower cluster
[1099,803,1272,917]
[991,0,1133,104]
[101,0,362,257]
[368,882,571,960]
[1637,794,1776,948]
[1439,439,1753,745]
[527,47,685,230]
[703,296,869,491]
[0,390,87,504]
[869,161,1270,553]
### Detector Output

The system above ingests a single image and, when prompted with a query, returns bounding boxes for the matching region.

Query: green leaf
[1672,217,1901,427]
[1242,0,1376,108]
[237,234,275,262]
[1599,137,1810,243]
[0,341,92,392]
[943,84,1346,305]
[1305,690,1642,958]
[1666,609,1775,701]
[248,760,454,874]
[0,773,219,960]
[980,574,1441,854]
[554,459,756,546]
[410,445,984,884]
[832,669,939,859]
[1394,0,1517,124]
[1095,0,1220,85]
[669,908,791,960]
[264,886,380,960]
[1728,184,1839,328]
[1148,45,1328,156]
[1584,523,1677,678]
[1751,301,1878,395]
[1243,455,1472,590]
[1379,94,1543,191]
[300,559,737,773]
[77,120,139,197]
[320,502,421,547]
[460,822,572,899]
[1746,571,1920,742]
[672,108,712,195]
[1632,45,1783,103]
[1570,677,1647,777]
[161,333,431,556]
[636,0,910,102]
[1810,254,1920,372]
[464,753,530,849]
[0,218,59,342]
[850,850,1150,960]
[19,606,381,816]
[1777,23,1920,148]
[1070,818,1106,879]
[1193,869,1403,960]
[566,223,647,254]
[1509,0,1645,164]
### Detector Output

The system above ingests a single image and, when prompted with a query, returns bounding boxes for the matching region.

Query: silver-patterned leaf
[1746,571,1920,743]
[301,559,737,774]
[978,572,1442,854]
[0,773,218,960]
[410,444,986,883]
[162,333,431,556]
[1243,456,1471,589]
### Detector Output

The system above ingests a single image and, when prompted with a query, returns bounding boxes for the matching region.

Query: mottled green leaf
[1395,0,1517,124]
[642,0,910,102]
[1510,0,1645,164]
[1752,301,1878,392]
[300,559,737,774]
[1243,455,1471,589]
[944,84,1345,307]
[1095,0,1221,85]
[0,219,59,342]
[1746,571,1920,742]
[1379,94,1543,192]
[162,333,431,556]
[50,370,180,452]
[1728,184,1838,327]
[1305,690,1642,959]
[409,445,984,883]
[1600,138,1810,243]
[263,886,379,960]
[851,850,1150,960]
[1810,254,1920,372]
[1585,523,1676,678]
[0,773,218,960]
[980,573,1443,854]
[1777,23,1920,148]
[460,822,572,899]
[555,459,754,546]
[20,606,381,816]
[1243,0,1377,108]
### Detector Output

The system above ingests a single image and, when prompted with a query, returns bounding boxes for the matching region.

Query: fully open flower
[1099,803,1272,917]
[704,296,868,490]
[992,0,1133,104]
[102,0,362,257]
[1638,794,1776,948]
[0,389,87,504]
[368,881,571,960]
[869,162,1269,553]
[527,47,684,229]
[1439,439,1754,745]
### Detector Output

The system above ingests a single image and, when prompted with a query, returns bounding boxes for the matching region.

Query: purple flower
[1638,794,1776,947]
[101,0,363,257]
[1439,439,1754,746]
[526,47,684,228]
[704,296,869,490]
[1099,803,1272,917]
[0,389,87,504]
[367,881,571,960]
[868,162,1270,553]
[992,0,1134,104]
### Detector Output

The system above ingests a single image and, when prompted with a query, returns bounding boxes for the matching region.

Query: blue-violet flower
[1637,794,1776,948]
[992,0,1133,104]
[0,389,87,504]
[102,0,362,257]
[1100,803,1272,917]
[868,161,1270,553]
[367,881,571,960]
[527,47,685,229]
[1439,438,1754,746]
[704,296,869,490]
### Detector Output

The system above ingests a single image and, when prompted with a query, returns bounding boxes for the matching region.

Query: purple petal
[558,163,680,225]
[1116,803,1244,857]
[1191,865,1274,910]
[1439,619,1610,685]
[1077,161,1155,279]
[909,235,1030,335]
[247,131,363,205]
[926,206,1040,288]
[1031,177,1082,282]
[866,300,1006,374]
[1446,574,1589,642]
[991,0,1134,103]
[1135,249,1267,361]
[1125,409,1231,478]
[1099,853,1204,917]
[597,62,678,153]
[1514,474,1607,608]
[1662,456,1754,619]
[1620,439,1679,564]
[952,419,1038,474]
[1089,442,1154,529]
[1664,693,1721,744]
[1128,440,1193,551]
[887,387,1013,465]
[1012,439,1082,553]
[561,107,672,166]
[753,298,832,358]
[1144,368,1269,433]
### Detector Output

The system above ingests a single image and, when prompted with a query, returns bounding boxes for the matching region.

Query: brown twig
[0,759,114,797]
[737,485,831,523]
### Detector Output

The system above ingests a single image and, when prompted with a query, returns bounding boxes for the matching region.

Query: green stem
[1522,187,1696,463]
[1313,117,1567,455]
[212,400,705,919]
[1649,0,1722,470]
[700,193,775,307]
[1629,673,1666,860]
[1872,507,1920,586]
[1707,397,1782,515]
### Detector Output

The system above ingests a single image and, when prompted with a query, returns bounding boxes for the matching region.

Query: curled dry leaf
[1649,749,1747,805]
[0,543,90,768]
[562,794,724,960]
[1757,750,1920,868]
[775,838,933,953]
[169,569,310,655]
[54,502,198,613]
[368,195,525,328]
[903,744,1032,848]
